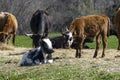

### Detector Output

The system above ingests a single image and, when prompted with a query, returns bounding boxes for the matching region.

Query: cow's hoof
[93,55,97,58]
[117,47,120,50]
[101,55,105,58]
[75,56,81,58]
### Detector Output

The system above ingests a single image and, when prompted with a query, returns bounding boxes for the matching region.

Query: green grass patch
[9,33,62,48]
[8,33,118,49]
[0,63,120,80]
[0,33,120,80]
[86,36,118,49]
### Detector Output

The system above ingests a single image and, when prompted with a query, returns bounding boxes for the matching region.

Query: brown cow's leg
[12,34,16,46]
[75,39,82,58]
[75,46,82,58]
[76,37,84,58]
[101,35,107,57]
[75,48,79,58]
[117,32,120,50]
[93,35,101,58]
[118,39,120,50]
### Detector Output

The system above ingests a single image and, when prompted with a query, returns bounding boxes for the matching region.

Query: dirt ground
[0,45,120,73]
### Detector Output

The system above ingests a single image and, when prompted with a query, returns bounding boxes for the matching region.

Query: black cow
[27,9,50,48]
[50,27,94,49]
[50,34,94,49]
[50,36,66,49]
[19,38,54,66]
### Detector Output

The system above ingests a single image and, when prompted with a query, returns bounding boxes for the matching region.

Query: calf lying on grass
[50,35,94,49]
[19,38,54,66]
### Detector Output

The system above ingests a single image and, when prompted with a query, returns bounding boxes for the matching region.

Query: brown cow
[114,8,120,50]
[0,12,18,45]
[65,15,110,58]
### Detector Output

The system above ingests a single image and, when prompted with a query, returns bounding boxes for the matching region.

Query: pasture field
[15,33,118,49]
[0,34,120,80]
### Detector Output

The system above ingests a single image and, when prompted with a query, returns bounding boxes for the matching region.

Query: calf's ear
[61,26,69,35]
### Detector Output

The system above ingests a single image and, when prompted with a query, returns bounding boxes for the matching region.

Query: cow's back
[69,15,110,37]
[2,12,18,34]
[30,12,41,34]
[0,13,8,31]
[30,10,49,36]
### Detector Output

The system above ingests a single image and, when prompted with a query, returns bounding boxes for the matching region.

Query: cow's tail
[107,17,110,37]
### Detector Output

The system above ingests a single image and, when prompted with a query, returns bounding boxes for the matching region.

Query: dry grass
[0,43,15,51]
[0,47,120,72]
[0,47,120,79]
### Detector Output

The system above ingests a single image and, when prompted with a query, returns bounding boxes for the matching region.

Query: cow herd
[0,8,120,66]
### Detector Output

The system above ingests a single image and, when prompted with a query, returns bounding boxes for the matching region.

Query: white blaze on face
[67,32,73,46]
[42,38,53,49]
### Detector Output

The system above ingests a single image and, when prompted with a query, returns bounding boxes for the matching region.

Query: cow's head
[61,27,73,48]
[25,34,42,47]
[0,32,8,44]
[63,32,73,48]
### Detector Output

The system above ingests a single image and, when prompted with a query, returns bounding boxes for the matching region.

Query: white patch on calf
[42,38,53,49]
[48,59,53,63]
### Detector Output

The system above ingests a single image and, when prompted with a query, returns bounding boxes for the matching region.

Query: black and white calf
[19,38,54,66]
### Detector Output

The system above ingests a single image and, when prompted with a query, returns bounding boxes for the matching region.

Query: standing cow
[64,15,110,58]
[26,10,52,60]
[26,10,50,48]
[0,12,18,45]
[114,8,120,50]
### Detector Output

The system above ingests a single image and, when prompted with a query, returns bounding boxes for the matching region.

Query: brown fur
[69,15,110,58]
[0,12,18,45]
[114,8,120,50]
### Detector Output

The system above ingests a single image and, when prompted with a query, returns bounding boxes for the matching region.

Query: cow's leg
[75,40,81,58]
[93,35,101,58]
[75,37,84,58]
[78,42,83,58]
[75,48,79,58]
[117,32,120,50]
[118,38,120,50]
[43,53,48,64]
[101,34,107,57]
[12,34,16,46]
[6,35,11,44]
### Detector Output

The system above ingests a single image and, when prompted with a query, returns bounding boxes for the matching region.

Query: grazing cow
[27,9,50,48]
[114,8,120,50]
[19,38,54,66]
[0,12,18,45]
[64,15,110,58]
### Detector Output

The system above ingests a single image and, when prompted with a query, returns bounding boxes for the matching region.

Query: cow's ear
[44,10,49,15]
[25,34,33,38]
[65,26,69,32]
[61,26,69,35]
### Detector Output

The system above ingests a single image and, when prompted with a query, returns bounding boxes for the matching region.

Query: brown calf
[0,12,18,45]
[67,15,110,58]
[114,8,120,50]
